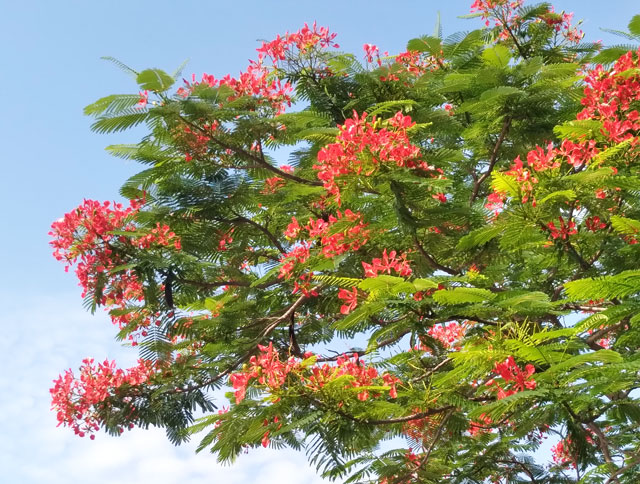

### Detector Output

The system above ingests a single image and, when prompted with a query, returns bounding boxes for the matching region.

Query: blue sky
[0,1,637,482]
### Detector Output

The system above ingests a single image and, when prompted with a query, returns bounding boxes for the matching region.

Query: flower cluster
[471,0,524,39]
[218,229,234,251]
[176,24,337,115]
[50,199,139,271]
[485,356,537,399]
[279,210,370,281]
[177,67,292,115]
[229,347,400,404]
[229,342,298,403]
[49,199,181,339]
[546,216,577,240]
[486,53,640,211]
[261,176,286,194]
[471,1,582,45]
[551,438,575,467]
[579,49,640,143]
[537,8,584,44]
[391,49,444,78]
[256,22,339,65]
[362,249,412,278]
[172,123,219,162]
[306,353,400,401]
[338,287,358,314]
[314,111,431,204]
[402,412,437,443]
[50,358,155,437]
[427,321,468,349]
[468,413,493,437]
[585,216,607,232]
[135,223,182,250]
[363,43,381,66]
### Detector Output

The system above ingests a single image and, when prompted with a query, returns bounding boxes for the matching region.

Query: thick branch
[309,394,455,425]
[470,116,512,203]
[413,234,459,275]
[586,422,620,483]
[605,452,640,484]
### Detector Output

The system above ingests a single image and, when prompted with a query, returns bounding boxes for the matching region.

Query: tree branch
[229,214,286,254]
[470,116,512,204]
[177,114,321,186]
[413,234,459,275]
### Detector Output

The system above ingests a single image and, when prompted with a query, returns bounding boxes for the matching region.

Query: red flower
[338,287,358,314]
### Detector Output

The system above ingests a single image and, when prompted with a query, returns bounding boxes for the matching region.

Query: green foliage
[137,68,175,92]
[53,4,640,484]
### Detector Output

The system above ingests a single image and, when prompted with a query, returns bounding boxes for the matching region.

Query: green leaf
[137,68,175,92]
[84,94,141,117]
[491,172,520,198]
[628,14,640,36]
[432,287,494,305]
[457,225,503,250]
[438,73,475,93]
[101,56,138,77]
[554,119,603,140]
[406,36,442,55]
[413,278,439,291]
[482,45,511,68]
[539,62,579,79]
[333,301,386,330]
[479,86,523,101]
[542,350,623,377]
[367,100,417,118]
[565,271,640,301]
[610,216,640,236]
[359,275,405,291]
[538,189,576,205]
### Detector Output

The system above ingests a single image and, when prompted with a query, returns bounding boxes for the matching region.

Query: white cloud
[0,293,328,484]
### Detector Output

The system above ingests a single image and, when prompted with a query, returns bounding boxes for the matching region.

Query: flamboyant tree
[50,2,640,482]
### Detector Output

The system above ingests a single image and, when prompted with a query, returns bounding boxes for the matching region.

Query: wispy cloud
[0,293,326,483]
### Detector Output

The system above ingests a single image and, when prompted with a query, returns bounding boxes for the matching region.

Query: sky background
[0,1,637,482]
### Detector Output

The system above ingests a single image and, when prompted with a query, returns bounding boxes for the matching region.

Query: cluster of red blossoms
[336,250,412,315]
[362,249,412,278]
[551,438,575,467]
[314,111,434,205]
[49,199,181,338]
[50,358,155,438]
[229,342,299,403]
[546,216,578,240]
[471,0,524,38]
[306,353,400,401]
[391,49,445,80]
[177,68,292,115]
[279,210,370,283]
[485,356,537,399]
[256,22,339,65]
[427,321,469,349]
[229,345,400,404]
[579,49,640,143]
[175,24,338,115]
[487,50,640,240]
[471,0,582,44]
[551,431,595,468]
[172,123,219,163]
[261,165,294,194]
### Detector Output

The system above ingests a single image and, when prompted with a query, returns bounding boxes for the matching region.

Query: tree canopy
[50,1,640,482]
